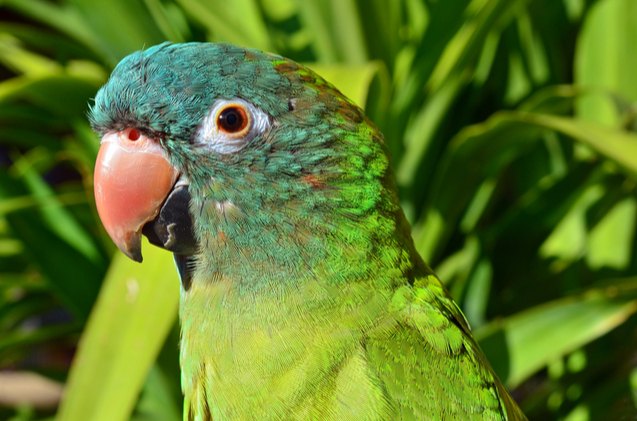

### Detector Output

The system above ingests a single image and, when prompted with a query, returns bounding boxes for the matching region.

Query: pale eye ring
[216,104,250,136]
[195,98,270,154]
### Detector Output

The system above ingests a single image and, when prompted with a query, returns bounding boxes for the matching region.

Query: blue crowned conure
[91,42,525,420]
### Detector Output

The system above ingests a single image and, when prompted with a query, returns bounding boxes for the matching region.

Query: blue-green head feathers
[90,42,387,213]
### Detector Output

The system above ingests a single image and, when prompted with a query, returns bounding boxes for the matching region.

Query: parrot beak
[94,130,181,262]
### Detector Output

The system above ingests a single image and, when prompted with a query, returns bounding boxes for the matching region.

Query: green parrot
[91,42,525,420]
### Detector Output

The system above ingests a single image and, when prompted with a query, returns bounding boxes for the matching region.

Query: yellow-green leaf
[57,241,179,421]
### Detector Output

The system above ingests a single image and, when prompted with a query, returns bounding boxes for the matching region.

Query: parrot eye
[195,98,271,154]
[216,104,250,136]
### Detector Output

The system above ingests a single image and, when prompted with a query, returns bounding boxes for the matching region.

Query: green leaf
[308,61,388,109]
[539,183,603,264]
[0,174,103,319]
[3,0,105,61]
[477,280,637,387]
[56,240,179,421]
[143,0,189,43]
[0,74,101,118]
[0,34,61,75]
[524,113,637,175]
[396,0,533,184]
[177,0,272,51]
[587,197,637,270]
[67,0,167,66]
[133,364,181,421]
[296,0,368,63]
[575,0,637,126]
[12,152,101,264]
[415,111,637,261]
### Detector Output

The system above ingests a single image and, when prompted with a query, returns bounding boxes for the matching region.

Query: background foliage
[0,0,636,419]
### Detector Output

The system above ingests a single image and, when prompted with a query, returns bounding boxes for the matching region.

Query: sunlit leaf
[57,240,179,421]
[477,279,637,387]
[575,0,637,126]
[177,0,272,51]
[309,61,388,108]
[415,111,637,261]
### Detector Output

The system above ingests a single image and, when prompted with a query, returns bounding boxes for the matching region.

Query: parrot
[91,42,526,420]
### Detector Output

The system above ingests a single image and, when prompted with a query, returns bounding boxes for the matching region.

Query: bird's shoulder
[361,274,522,420]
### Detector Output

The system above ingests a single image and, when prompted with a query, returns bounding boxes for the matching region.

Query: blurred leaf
[66,0,167,65]
[477,279,637,387]
[0,34,61,75]
[586,196,636,270]
[397,0,532,184]
[132,323,182,421]
[57,240,179,421]
[297,0,368,63]
[12,152,100,264]
[133,365,181,421]
[575,0,637,126]
[0,323,78,364]
[540,183,602,264]
[416,111,637,261]
[0,74,101,118]
[526,113,637,175]
[309,61,388,108]
[143,0,189,42]
[0,172,103,318]
[177,0,272,50]
[2,0,105,60]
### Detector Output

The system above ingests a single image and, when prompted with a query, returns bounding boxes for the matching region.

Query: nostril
[127,128,141,141]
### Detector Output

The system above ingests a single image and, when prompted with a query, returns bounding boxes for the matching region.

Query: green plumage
[92,42,525,420]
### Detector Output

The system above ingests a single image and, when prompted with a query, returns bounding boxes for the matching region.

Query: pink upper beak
[94,129,179,262]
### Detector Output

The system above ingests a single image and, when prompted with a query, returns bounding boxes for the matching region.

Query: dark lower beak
[142,180,197,290]
[142,180,197,255]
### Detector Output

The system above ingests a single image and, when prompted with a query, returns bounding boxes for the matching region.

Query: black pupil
[219,108,244,131]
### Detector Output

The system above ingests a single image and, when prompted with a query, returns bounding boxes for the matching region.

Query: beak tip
[115,231,144,263]
[126,249,144,263]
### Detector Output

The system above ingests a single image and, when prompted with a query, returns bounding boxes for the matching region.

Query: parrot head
[91,42,390,288]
